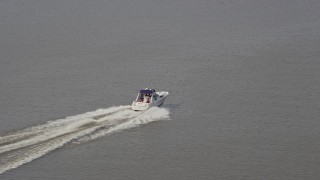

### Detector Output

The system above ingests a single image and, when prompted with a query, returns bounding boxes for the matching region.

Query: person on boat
[144,94,151,103]
[137,93,144,102]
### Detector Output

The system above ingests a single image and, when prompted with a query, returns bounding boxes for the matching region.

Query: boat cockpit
[136,89,156,103]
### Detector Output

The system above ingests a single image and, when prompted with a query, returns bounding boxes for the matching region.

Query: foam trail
[0,126,99,174]
[0,105,170,174]
[0,105,130,145]
[75,107,170,143]
[0,118,95,154]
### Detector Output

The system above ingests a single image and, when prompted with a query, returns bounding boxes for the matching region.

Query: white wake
[0,106,170,174]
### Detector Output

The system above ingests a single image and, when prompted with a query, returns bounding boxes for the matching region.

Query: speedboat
[131,88,169,111]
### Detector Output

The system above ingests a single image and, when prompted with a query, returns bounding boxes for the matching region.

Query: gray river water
[1,0,320,179]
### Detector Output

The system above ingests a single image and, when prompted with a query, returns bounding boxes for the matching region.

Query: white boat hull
[132,91,169,111]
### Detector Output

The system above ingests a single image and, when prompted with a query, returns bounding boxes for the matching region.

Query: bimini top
[139,89,155,94]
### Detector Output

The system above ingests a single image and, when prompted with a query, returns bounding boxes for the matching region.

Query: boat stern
[131,101,150,111]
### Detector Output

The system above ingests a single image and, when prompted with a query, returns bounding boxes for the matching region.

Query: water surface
[1,0,320,179]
